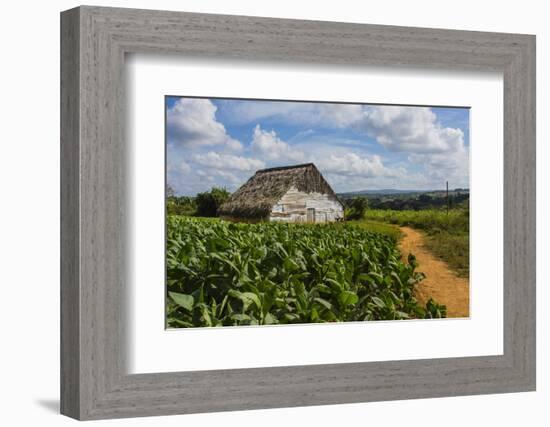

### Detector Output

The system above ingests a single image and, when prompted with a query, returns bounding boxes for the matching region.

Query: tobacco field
[166,216,445,328]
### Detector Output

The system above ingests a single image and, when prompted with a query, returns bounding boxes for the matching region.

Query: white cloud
[167,98,242,151]
[168,99,469,193]
[193,151,265,172]
[251,124,304,162]
[360,106,465,154]
[409,148,469,187]
[222,102,363,129]
[213,170,242,185]
[179,160,191,174]
[357,106,469,188]
[323,170,433,193]
[221,103,468,185]
[316,153,399,178]
[224,101,465,155]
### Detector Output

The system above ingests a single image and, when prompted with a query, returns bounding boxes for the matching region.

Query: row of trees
[168,185,372,221]
[167,186,467,221]
[343,192,469,219]
[167,186,230,217]
[367,192,469,211]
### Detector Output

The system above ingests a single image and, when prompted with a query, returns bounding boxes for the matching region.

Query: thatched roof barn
[219,163,344,223]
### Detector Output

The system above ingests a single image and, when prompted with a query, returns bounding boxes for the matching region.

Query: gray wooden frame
[60,5,536,420]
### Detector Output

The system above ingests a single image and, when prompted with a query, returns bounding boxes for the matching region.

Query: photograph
[51,3,537,421]
[165,96,470,328]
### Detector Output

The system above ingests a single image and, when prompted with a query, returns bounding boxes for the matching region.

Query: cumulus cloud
[167,98,469,194]
[360,106,465,154]
[251,124,304,161]
[224,101,466,154]
[213,170,242,185]
[221,102,468,183]
[409,148,469,185]
[193,151,265,171]
[356,106,469,187]
[167,98,242,151]
[315,153,400,179]
[179,160,191,174]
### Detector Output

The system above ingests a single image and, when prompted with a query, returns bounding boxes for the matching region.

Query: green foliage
[424,298,447,319]
[166,216,444,328]
[166,184,197,216]
[356,191,470,211]
[423,231,469,278]
[166,196,196,216]
[363,208,468,233]
[344,196,369,220]
[195,187,231,217]
[364,208,469,277]
[346,220,402,242]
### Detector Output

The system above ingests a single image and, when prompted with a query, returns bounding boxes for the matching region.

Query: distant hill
[339,189,427,197]
[338,188,469,198]
[337,188,470,211]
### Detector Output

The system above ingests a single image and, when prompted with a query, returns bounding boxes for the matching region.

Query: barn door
[307,208,315,223]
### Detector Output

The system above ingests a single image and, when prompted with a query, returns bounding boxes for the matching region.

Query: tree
[346,196,369,220]
[195,187,231,217]
[418,194,432,204]
[166,195,196,216]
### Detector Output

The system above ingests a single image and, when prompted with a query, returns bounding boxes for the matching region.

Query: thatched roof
[218,163,341,219]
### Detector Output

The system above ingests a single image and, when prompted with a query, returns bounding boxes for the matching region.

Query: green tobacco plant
[166,216,444,328]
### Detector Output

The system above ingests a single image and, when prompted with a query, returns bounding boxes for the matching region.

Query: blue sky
[166,96,469,196]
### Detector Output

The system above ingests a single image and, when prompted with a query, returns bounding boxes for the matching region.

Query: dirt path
[399,226,469,318]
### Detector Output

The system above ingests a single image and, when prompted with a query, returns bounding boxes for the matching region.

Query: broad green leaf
[314,297,333,311]
[228,289,261,311]
[241,292,261,309]
[230,313,251,322]
[338,290,359,306]
[169,292,194,311]
[371,296,386,309]
[263,313,278,325]
[164,215,445,328]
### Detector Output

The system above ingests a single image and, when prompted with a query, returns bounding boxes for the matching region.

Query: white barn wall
[270,186,344,223]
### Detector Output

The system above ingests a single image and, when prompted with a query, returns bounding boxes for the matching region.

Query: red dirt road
[399,226,469,318]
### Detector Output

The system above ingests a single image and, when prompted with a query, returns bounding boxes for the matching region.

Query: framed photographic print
[164,96,469,329]
[61,5,536,420]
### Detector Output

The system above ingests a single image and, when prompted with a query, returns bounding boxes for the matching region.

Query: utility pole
[446,181,449,215]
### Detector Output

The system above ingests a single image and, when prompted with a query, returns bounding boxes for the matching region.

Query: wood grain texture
[60,6,536,420]
[60,7,80,419]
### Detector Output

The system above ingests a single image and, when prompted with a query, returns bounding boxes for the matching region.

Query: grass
[362,209,469,278]
[363,209,469,234]
[346,219,403,242]
[423,231,469,277]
